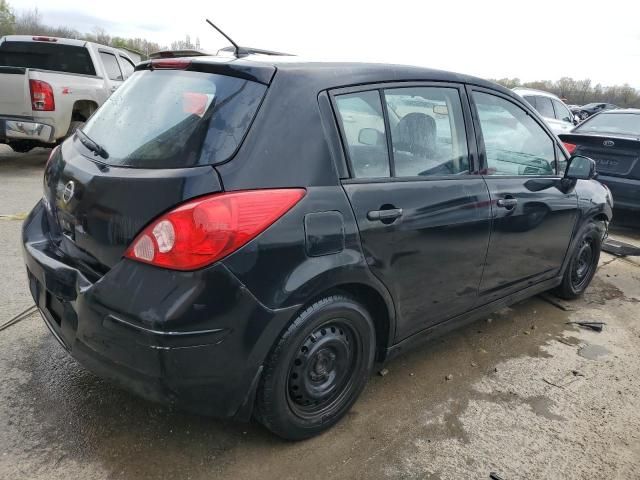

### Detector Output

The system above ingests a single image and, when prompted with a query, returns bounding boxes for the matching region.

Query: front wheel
[254,295,376,440]
[553,221,603,299]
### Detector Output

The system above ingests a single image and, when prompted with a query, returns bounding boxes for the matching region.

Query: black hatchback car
[23,55,612,440]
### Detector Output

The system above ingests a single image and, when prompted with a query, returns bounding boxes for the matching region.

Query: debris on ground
[378,368,389,377]
[539,293,575,311]
[0,305,38,332]
[602,238,640,257]
[0,212,28,220]
[445,374,453,381]
[566,321,605,332]
[489,472,505,480]
[471,362,478,368]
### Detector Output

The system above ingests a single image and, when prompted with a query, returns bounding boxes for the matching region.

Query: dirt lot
[1,145,639,480]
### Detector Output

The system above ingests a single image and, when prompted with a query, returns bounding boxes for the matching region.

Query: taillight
[125,189,306,270]
[32,36,57,42]
[29,79,55,111]
[151,58,192,70]
[563,142,577,155]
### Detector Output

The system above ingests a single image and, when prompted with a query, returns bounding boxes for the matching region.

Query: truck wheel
[553,221,603,299]
[66,121,85,138]
[254,295,376,440]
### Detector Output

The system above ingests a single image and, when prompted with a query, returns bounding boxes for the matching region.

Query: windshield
[82,70,267,168]
[576,113,640,137]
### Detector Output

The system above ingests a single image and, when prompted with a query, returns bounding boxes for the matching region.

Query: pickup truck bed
[0,35,136,152]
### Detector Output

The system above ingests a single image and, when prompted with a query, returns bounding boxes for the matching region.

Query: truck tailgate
[0,66,31,117]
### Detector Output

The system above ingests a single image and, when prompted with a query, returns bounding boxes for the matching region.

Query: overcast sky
[8,0,640,87]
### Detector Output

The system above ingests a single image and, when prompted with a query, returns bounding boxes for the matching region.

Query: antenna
[205,19,243,57]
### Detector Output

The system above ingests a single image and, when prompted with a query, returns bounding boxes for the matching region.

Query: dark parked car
[560,109,640,214]
[22,55,612,440]
[576,102,618,121]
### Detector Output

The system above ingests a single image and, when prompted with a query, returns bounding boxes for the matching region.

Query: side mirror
[358,128,383,146]
[565,155,597,180]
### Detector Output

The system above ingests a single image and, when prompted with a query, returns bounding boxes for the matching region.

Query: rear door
[332,82,492,340]
[98,50,124,96]
[469,87,578,302]
[551,99,575,133]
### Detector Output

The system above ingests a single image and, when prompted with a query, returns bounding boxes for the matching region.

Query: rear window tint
[81,70,267,168]
[0,41,96,76]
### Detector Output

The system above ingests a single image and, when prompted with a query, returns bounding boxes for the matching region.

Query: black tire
[553,221,603,299]
[66,120,85,138]
[254,295,376,440]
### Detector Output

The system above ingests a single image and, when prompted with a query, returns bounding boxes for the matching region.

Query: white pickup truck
[0,35,136,152]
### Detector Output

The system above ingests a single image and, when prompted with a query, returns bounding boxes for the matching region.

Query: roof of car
[596,108,640,114]
[512,87,562,100]
[160,54,512,95]
[1,34,119,52]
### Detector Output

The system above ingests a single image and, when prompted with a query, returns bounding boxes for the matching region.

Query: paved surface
[1,145,639,479]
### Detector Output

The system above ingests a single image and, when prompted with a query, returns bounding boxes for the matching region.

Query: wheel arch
[71,99,99,121]
[289,281,396,363]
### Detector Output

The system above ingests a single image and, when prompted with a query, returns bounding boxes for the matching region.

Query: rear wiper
[76,129,109,159]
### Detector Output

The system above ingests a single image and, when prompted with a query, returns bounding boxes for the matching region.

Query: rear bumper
[598,175,640,211]
[22,201,298,419]
[0,116,55,144]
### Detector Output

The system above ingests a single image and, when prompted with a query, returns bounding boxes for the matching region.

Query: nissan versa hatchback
[23,55,612,440]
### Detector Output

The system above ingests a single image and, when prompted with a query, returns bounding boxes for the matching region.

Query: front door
[469,88,578,303]
[332,83,492,340]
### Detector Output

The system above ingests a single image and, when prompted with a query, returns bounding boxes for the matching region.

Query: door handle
[496,197,518,209]
[367,208,403,222]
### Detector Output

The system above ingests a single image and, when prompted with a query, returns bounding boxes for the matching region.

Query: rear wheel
[66,120,85,139]
[254,295,376,440]
[553,221,603,299]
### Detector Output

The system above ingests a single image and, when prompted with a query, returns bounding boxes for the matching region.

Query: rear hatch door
[43,65,269,275]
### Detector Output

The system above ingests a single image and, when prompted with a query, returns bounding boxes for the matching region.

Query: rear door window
[535,96,555,118]
[0,41,96,75]
[81,70,267,168]
[99,51,123,80]
[552,100,573,122]
[118,55,135,78]
[383,86,469,176]
[523,95,537,109]
[334,91,390,178]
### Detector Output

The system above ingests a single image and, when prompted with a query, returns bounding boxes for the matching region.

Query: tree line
[0,0,201,57]
[493,77,640,108]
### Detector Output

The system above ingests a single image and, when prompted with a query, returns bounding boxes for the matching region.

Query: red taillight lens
[125,189,306,270]
[32,36,57,42]
[563,142,577,155]
[29,79,55,111]
[151,58,192,70]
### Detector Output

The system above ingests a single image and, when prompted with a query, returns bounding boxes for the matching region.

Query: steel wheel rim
[571,238,595,290]
[287,319,358,419]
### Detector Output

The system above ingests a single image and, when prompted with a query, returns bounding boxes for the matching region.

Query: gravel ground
[1,145,639,480]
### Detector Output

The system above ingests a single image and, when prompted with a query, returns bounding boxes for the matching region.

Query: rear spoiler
[135,56,276,85]
[218,46,293,57]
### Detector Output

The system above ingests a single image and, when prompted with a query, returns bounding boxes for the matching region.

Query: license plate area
[46,292,64,326]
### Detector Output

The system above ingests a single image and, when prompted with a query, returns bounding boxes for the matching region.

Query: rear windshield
[81,70,267,168]
[576,113,640,136]
[0,41,96,75]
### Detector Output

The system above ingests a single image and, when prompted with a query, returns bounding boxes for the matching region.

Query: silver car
[512,87,577,135]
